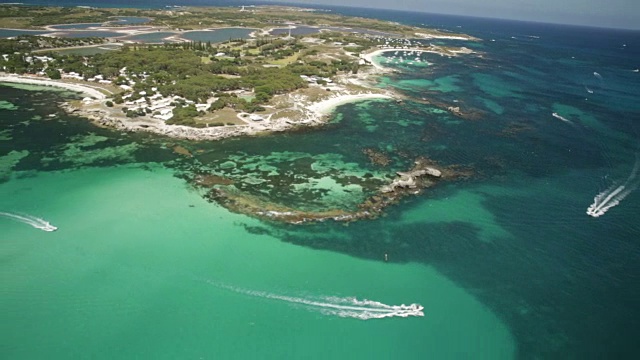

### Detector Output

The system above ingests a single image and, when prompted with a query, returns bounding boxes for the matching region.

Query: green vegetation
[0,5,143,28]
[167,104,202,126]
[89,44,309,103]
[46,68,61,79]
[0,35,363,123]
[140,6,417,35]
[315,32,386,54]
[0,4,466,38]
[0,35,105,53]
[0,4,473,126]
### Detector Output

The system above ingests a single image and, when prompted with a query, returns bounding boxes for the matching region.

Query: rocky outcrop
[447,106,461,114]
[381,161,441,193]
[61,102,257,141]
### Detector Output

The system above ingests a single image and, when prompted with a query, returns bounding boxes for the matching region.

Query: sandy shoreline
[363,46,474,70]
[362,50,389,71]
[309,93,392,115]
[0,74,109,99]
[363,48,428,70]
[413,32,475,40]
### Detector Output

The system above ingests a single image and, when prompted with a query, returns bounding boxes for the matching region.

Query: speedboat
[42,222,58,232]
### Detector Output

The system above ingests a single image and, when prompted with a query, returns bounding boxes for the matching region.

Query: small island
[1,3,477,223]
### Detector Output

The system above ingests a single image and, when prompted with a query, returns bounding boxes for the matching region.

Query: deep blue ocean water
[2,1,640,358]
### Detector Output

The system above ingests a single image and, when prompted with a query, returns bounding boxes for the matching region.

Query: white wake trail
[0,212,58,231]
[587,156,640,217]
[209,282,424,320]
[552,112,574,125]
[317,296,424,319]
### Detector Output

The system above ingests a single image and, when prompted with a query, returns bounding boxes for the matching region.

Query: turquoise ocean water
[2,3,640,359]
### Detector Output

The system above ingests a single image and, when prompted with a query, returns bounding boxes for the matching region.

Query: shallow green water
[0,165,515,359]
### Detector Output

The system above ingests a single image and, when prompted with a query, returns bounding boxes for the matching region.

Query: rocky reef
[191,157,471,224]
[381,159,442,193]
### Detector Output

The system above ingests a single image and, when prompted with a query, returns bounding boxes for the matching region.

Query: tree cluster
[0,35,105,54]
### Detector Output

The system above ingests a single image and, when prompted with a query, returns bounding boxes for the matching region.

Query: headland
[0,3,479,223]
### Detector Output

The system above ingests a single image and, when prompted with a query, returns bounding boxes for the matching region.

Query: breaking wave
[0,212,57,231]
[208,281,424,320]
[587,156,640,217]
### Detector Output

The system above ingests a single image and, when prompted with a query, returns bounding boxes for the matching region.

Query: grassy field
[267,53,300,66]
[196,107,246,126]
[0,17,31,29]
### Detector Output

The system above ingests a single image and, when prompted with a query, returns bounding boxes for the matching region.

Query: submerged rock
[362,148,391,166]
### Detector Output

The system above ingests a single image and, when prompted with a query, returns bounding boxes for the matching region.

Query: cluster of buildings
[121,89,212,121]
[61,71,112,85]
[299,74,333,85]
[0,53,54,72]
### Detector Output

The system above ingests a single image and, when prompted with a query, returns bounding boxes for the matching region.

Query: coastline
[363,46,474,70]
[1,19,476,142]
[0,74,110,99]
[0,40,478,142]
[308,92,392,115]
[61,90,395,141]
[0,72,395,141]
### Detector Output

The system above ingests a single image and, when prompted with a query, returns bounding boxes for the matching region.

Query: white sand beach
[308,93,392,115]
[414,32,474,40]
[363,46,474,70]
[0,74,109,99]
[363,48,427,70]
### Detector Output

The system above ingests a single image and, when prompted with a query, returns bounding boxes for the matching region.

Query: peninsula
[1,4,478,223]
[1,4,476,141]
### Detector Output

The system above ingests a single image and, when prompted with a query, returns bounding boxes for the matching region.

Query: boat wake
[587,156,640,217]
[316,295,424,319]
[209,282,424,320]
[0,212,57,231]
[552,112,574,125]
